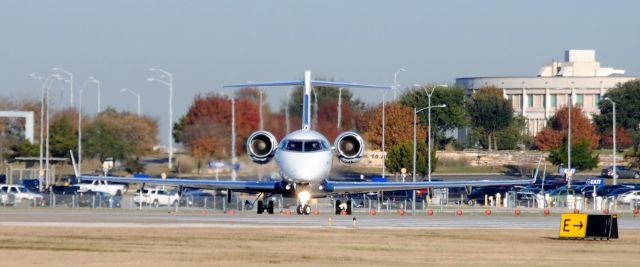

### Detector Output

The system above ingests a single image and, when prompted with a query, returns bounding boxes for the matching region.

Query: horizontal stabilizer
[310,80,391,89]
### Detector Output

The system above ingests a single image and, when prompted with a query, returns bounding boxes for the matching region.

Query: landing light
[298,191,311,205]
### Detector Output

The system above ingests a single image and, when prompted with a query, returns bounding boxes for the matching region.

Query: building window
[551,94,557,107]
[528,95,533,107]
[577,94,584,107]
[595,94,601,106]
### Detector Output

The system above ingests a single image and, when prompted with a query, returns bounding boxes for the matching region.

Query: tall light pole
[78,79,99,175]
[51,66,74,107]
[425,84,448,182]
[148,68,174,171]
[337,87,345,130]
[44,75,64,187]
[258,88,266,130]
[413,103,446,215]
[381,90,389,179]
[219,92,237,181]
[285,89,291,134]
[393,68,406,101]
[87,77,101,112]
[120,88,142,116]
[312,87,319,129]
[605,97,617,185]
[29,74,60,188]
[567,94,572,188]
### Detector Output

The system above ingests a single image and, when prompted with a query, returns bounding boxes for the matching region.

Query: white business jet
[75,70,534,215]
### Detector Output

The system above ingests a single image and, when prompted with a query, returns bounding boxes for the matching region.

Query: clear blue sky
[1,1,638,145]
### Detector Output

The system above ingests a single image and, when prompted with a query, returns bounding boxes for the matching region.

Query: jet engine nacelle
[333,131,364,164]
[246,131,278,164]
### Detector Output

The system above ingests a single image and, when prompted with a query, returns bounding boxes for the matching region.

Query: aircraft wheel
[335,200,342,215]
[267,200,274,214]
[346,200,352,215]
[257,200,264,214]
[296,205,303,215]
[303,204,311,215]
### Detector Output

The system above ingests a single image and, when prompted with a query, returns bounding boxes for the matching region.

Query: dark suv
[601,166,640,179]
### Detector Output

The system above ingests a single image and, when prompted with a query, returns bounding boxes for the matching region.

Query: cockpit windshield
[285,140,303,152]
[281,139,328,152]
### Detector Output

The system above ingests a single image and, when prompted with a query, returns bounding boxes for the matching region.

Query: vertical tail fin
[302,70,312,130]
[69,150,80,178]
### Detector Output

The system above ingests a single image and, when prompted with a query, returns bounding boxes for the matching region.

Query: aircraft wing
[79,175,279,192]
[322,178,533,194]
[223,80,391,89]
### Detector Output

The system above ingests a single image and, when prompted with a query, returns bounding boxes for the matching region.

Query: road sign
[559,214,588,238]
[208,161,226,169]
[585,178,605,186]
[559,167,576,175]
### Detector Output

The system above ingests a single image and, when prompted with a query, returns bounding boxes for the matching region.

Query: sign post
[585,178,604,210]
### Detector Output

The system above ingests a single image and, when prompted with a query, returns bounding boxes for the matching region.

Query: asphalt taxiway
[1,209,639,230]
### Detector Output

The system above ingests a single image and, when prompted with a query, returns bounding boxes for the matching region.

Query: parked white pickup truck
[0,184,44,205]
[77,180,127,196]
[133,188,179,207]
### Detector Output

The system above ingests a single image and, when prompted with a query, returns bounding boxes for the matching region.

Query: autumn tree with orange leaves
[176,93,261,168]
[357,103,427,150]
[533,106,599,151]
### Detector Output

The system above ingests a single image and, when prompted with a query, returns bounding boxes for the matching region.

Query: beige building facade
[456,50,638,135]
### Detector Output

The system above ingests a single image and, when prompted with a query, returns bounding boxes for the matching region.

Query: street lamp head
[147,78,154,82]
[52,74,63,80]
[399,68,406,72]
[120,88,127,93]
[149,68,156,71]
[604,97,611,101]
[436,104,447,108]
[29,73,42,80]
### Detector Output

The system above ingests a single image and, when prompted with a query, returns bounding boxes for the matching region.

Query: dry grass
[0,227,638,266]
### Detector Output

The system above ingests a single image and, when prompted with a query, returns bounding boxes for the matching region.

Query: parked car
[43,185,81,207]
[466,186,515,205]
[616,190,640,204]
[77,180,127,196]
[179,190,215,208]
[21,179,40,192]
[582,185,630,197]
[133,188,179,207]
[78,190,121,208]
[601,166,640,179]
[0,184,44,205]
[604,188,634,198]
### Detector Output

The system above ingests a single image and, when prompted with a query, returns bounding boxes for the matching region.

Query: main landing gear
[335,199,352,215]
[296,204,311,215]
[256,200,274,214]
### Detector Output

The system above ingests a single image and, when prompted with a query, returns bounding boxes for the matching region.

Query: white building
[456,50,638,135]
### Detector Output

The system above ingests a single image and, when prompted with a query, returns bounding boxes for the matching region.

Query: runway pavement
[1,209,638,230]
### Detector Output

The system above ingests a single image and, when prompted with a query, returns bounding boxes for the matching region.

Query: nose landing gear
[296,204,311,215]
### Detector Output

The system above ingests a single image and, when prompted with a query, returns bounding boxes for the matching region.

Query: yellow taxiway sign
[559,214,588,238]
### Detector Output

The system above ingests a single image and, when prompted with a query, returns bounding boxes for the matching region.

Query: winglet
[531,155,543,184]
[69,150,80,178]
